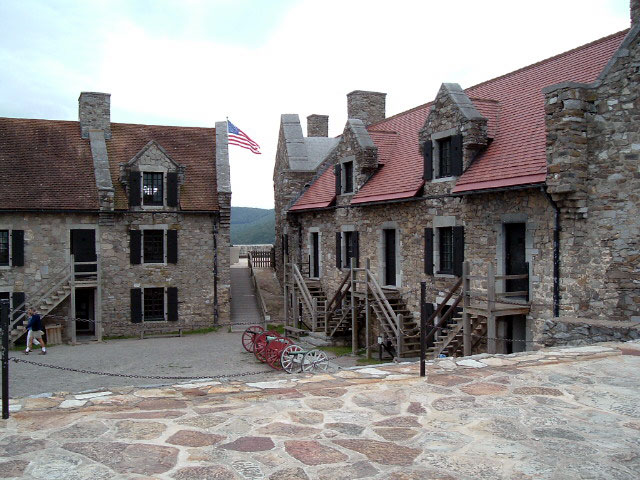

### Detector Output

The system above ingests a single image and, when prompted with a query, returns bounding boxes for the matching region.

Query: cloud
[0,0,630,208]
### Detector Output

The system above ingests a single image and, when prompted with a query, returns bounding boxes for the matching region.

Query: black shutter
[284,234,289,256]
[130,230,141,265]
[12,292,25,325]
[451,134,463,176]
[335,232,342,269]
[167,287,178,322]
[167,230,178,264]
[130,288,142,323]
[452,226,465,277]
[422,141,433,181]
[167,172,178,207]
[352,231,360,268]
[334,164,342,195]
[129,171,141,207]
[424,228,433,275]
[11,230,24,266]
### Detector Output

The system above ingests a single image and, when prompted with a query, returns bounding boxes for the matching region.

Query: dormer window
[438,138,452,178]
[343,161,354,193]
[143,172,164,206]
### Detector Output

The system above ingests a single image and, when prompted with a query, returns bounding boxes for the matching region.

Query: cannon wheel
[254,331,280,363]
[266,337,293,370]
[241,325,264,352]
[280,344,304,374]
[302,349,329,373]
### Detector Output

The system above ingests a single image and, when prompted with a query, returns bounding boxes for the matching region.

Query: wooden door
[71,229,97,274]
[311,232,319,278]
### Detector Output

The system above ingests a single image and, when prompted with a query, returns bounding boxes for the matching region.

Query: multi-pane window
[143,230,164,263]
[343,161,354,193]
[438,137,452,178]
[0,231,8,266]
[143,172,164,206]
[439,227,454,274]
[144,287,165,321]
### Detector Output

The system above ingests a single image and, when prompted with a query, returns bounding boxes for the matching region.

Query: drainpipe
[542,187,560,317]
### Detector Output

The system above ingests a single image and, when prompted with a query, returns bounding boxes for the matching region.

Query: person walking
[25,307,46,355]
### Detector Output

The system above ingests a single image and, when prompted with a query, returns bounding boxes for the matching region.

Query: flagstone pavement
[1,341,639,479]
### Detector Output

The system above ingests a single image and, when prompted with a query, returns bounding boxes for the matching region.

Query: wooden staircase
[369,288,421,357]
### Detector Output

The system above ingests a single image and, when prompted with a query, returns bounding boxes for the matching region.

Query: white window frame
[141,166,167,209]
[0,227,12,269]
[433,216,458,279]
[142,286,168,322]
[140,225,168,265]
[430,128,458,181]
[308,228,322,279]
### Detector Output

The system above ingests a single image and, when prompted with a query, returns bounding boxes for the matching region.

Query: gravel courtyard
[9,331,355,399]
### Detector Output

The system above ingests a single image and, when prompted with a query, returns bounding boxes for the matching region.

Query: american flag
[227,120,261,155]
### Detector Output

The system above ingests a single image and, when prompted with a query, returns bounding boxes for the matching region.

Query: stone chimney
[79,92,111,139]
[307,114,329,137]
[347,90,386,126]
[632,0,640,25]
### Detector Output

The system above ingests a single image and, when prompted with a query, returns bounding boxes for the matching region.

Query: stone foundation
[542,317,640,347]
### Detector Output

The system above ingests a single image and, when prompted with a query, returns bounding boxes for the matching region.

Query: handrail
[10,261,72,330]
[366,270,398,336]
[424,294,463,347]
[325,271,351,322]
[291,264,314,316]
[248,251,270,327]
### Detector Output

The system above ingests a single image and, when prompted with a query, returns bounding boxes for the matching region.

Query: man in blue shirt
[25,307,46,355]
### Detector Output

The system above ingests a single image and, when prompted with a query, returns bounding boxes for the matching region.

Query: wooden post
[350,258,357,355]
[283,258,289,327]
[365,258,371,359]
[291,263,299,330]
[69,255,76,345]
[487,262,496,354]
[420,281,426,377]
[312,297,317,331]
[396,314,403,360]
[96,248,103,342]
[462,261,471,356]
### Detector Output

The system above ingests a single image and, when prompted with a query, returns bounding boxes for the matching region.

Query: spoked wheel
[254,331,280,363]
[302,349,329,373]
[281,344,304,374]
[266,338,293,370]
[242,325,264,352]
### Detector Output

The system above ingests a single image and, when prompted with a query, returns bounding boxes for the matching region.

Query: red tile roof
[0,119,98,210]
[290,29,628,210]
[107,123,218,211]
[0,118,218,211]
[289,166,335,211]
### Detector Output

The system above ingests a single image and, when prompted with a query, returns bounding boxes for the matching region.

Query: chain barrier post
[1,299,9,419]
[420,281,426,377]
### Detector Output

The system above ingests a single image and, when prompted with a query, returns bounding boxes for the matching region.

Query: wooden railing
[247,252,270,328]
[248,248,275,268]
[324,270,351,335]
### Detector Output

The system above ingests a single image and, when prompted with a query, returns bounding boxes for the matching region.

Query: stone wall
[0,211,225,338]
[544,28,640,321]
[543,317,640,346]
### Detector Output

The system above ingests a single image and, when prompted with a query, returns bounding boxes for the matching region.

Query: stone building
[0,92,231,343]
[274,3,640,356]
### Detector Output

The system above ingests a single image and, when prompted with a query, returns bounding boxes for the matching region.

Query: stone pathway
[231,258,262,332]
[2,341,640,479]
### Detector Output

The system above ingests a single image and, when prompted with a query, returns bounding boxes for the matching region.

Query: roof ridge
[367,29,628,129]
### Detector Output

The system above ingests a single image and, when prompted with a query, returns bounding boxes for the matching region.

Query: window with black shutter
[11,230,24,266]
[143,287,165,321]
[438,227,454,274]
[130,288,142,323]
[335,232,342,269]
[129,171,141,207]
[352,231,360,268]
[343,161,354,193]
[0,230,8,266]
[422,141,433,181]
[143,230,164,263]
[167,230,178,264]
[344,231,353,267]
[334,164,342,196]
[451,134,463,176]
[452,226,465,277]
[130,230,141,265]
[167,287,178,321]
[424,228,433,275]
[143,172,164,206]
[167,172,178,207]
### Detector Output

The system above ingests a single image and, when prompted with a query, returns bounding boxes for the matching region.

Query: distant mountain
[231,207,275,245]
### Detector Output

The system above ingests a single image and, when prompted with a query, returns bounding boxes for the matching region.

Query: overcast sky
[0,0,631,209]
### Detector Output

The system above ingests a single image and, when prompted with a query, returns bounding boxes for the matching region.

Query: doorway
[383,229,396,286]
[504,223,527,294]
[71,229,97,278]
[75,288,95,336]
[310,232,319,278]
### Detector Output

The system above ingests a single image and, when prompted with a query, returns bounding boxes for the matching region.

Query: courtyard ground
[1,341,639,479]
